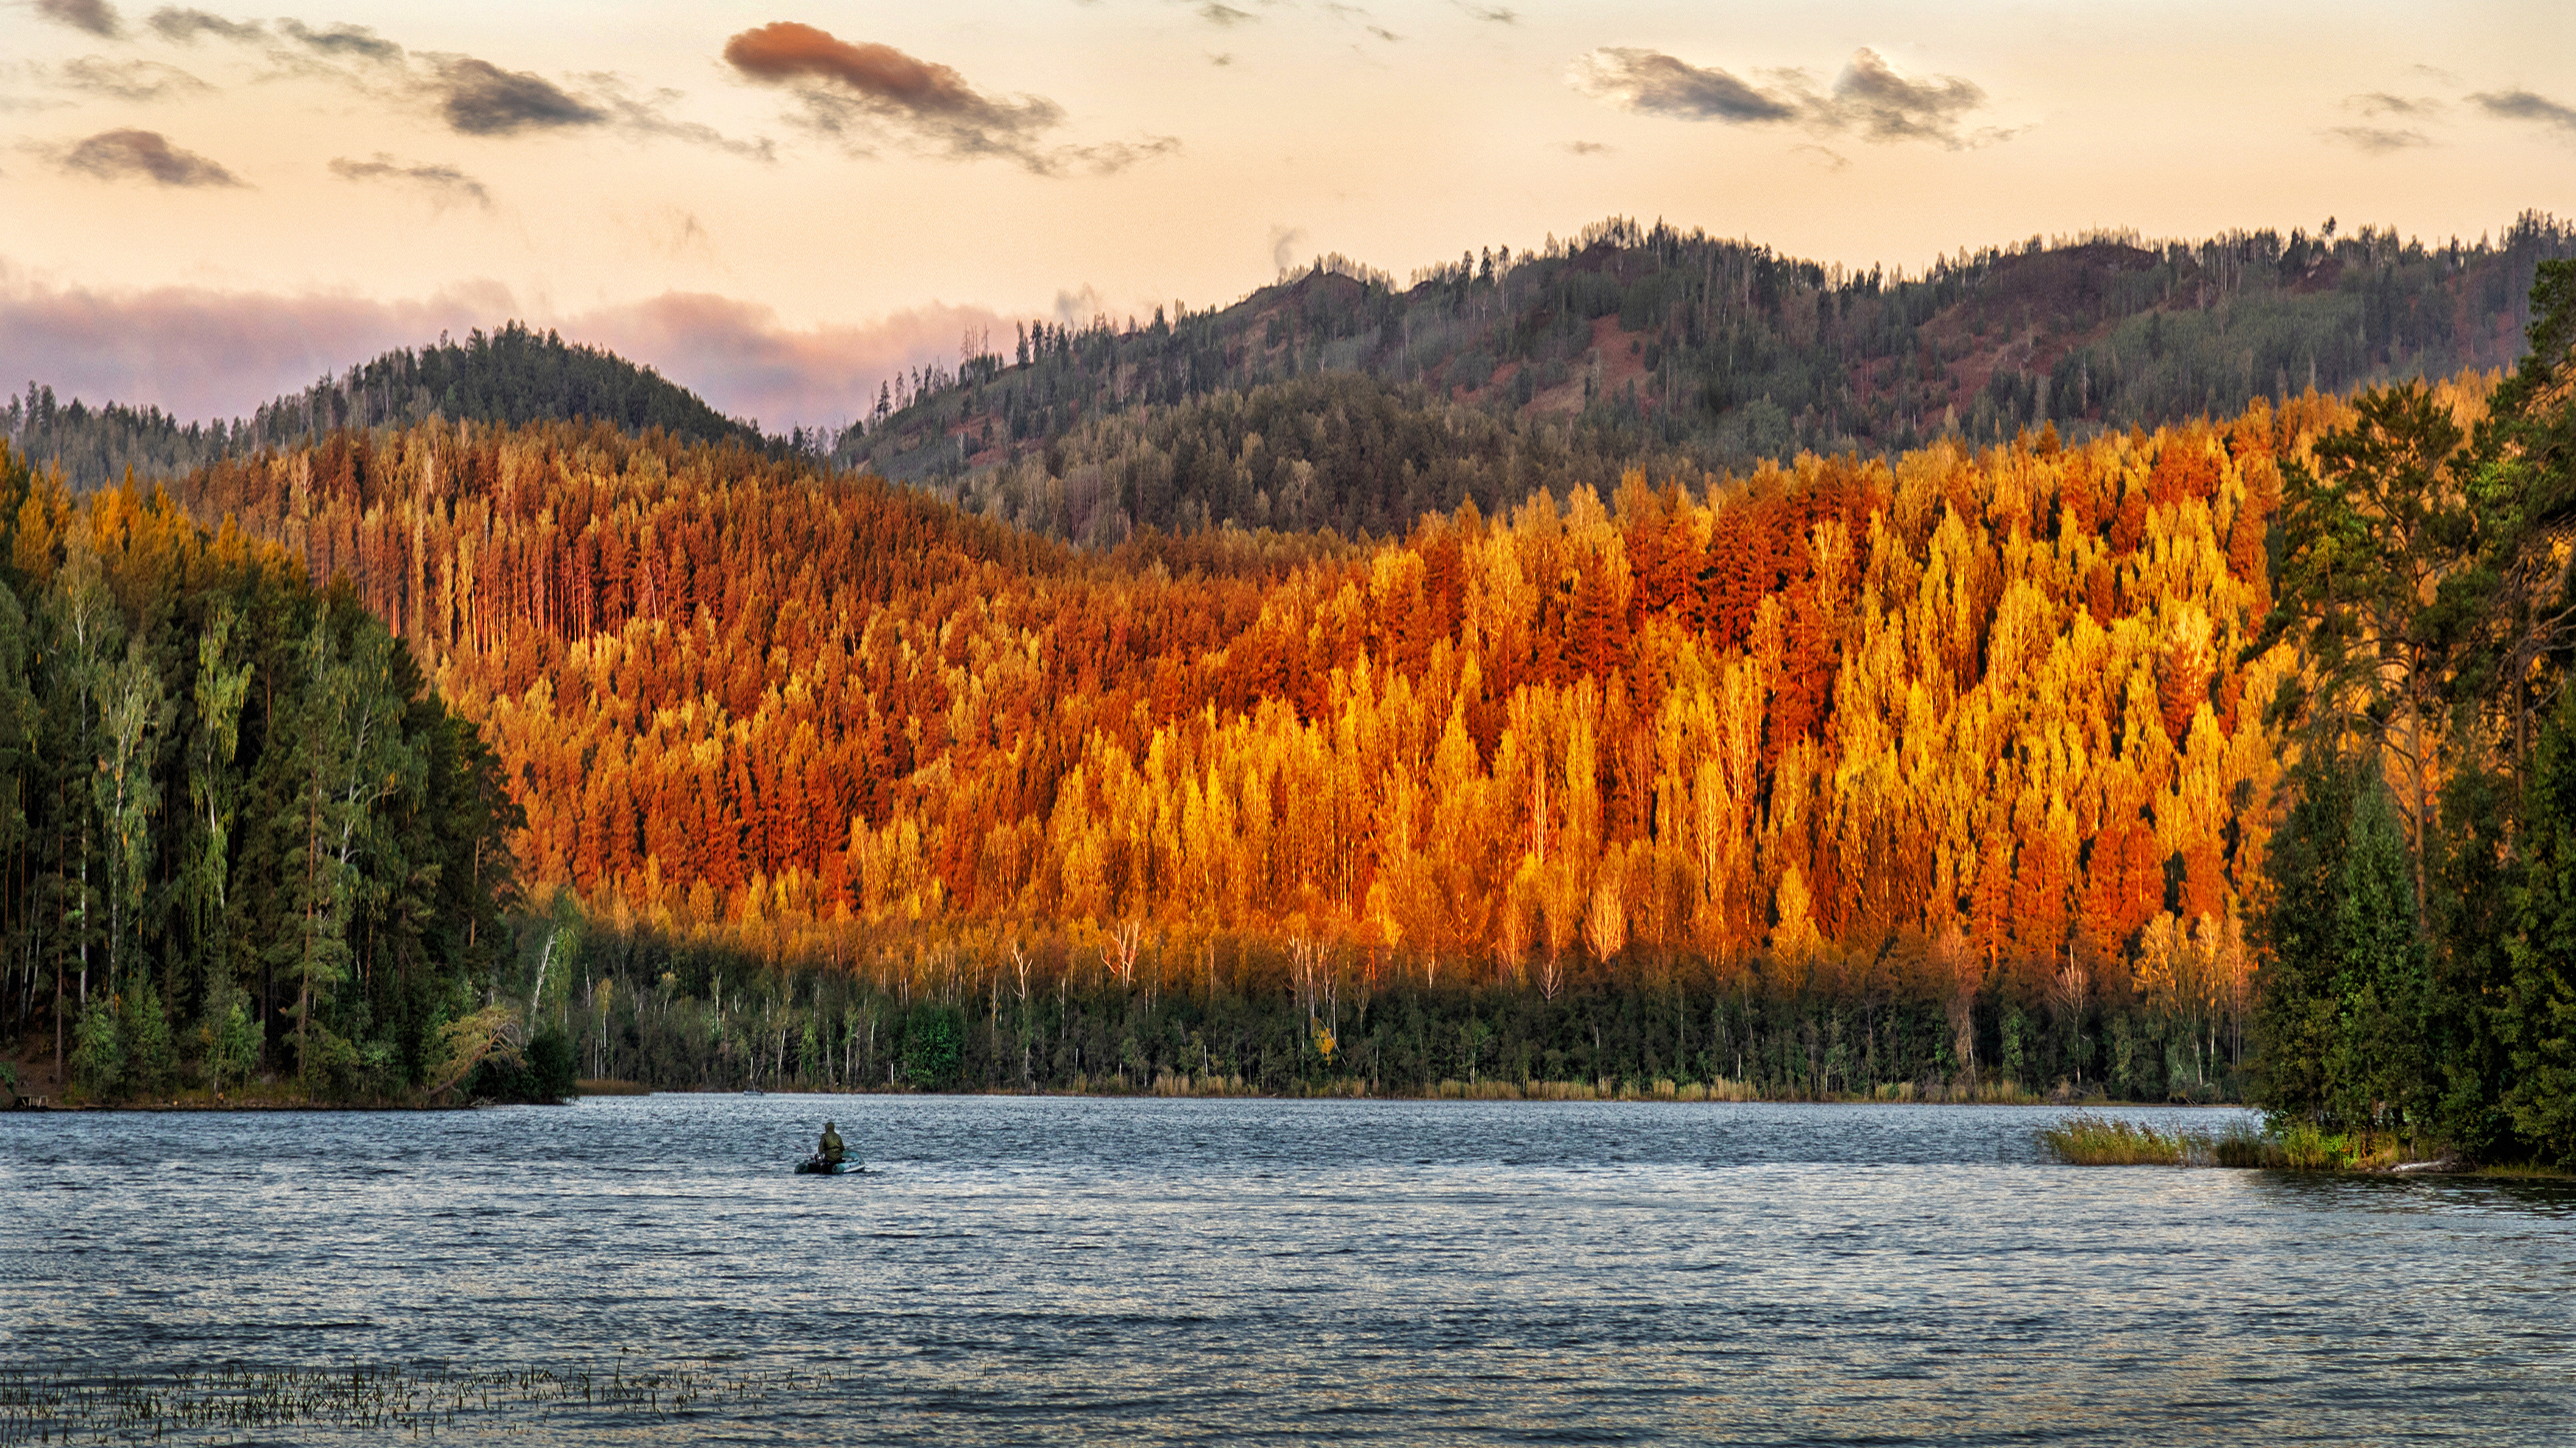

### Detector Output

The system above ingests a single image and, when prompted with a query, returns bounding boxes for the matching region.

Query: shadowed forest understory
[523,910,2234,1104]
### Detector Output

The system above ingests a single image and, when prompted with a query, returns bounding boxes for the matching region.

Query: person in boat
[816,1119,846,1167]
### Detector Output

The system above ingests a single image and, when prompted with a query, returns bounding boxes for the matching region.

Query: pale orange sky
[4,0,2571,425]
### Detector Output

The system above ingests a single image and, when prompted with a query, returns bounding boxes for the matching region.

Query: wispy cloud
[581,73,777,160]
[2327,125,2433,154]
[279,18,405,64]
[1791,142,1849,171]
[1268,224,1307,272]
[35,0,121,38]
[722,21,1175,175]
[121,12,762,157]
[60,127,241,186]
[1560,139,1610,156]
[2473,88,2576,136]
[59,56,211,101]
[1198,2,1255,25]
[145,7,263,44]
[328,153,490,209]
[2349,91,2443,118]
[1572,46,2006,149]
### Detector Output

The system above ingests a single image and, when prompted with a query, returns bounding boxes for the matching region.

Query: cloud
[2473,88,2576,136]
[140,12,764,159]
[1456,4,1515,22]
[1050,285,1108,325]
[581,73,777,160]
[432,57,606,135]
[567,292,1016,430]
[146,7,264,43]
[1560,139,1610,156]
[35,0,121,38]
[1573,46,2001,149]
[328,153,491,208]
[0,268,506,421]
[2328,125,2432,154]
[1367,26,1399,42]
[278,18,404,64]
[59,56,213,101]
[1573,48,1799,124]
[1791,142,1849,170]
[1198,2,1253,23]
[723,22,1170,175]
[1268,224,1307,272]
[1827,49,1986,144]
[1209,52,1235,66]
[2350,91,2442,118]
[60,128,242,186]
[0,267,1016,433]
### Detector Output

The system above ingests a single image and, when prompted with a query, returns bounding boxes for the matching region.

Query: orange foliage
[180,404,2336,997]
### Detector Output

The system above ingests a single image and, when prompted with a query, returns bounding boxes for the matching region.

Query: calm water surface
[4,1096,2570,1444]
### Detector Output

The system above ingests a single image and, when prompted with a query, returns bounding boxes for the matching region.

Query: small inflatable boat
[796,1154,863,1175]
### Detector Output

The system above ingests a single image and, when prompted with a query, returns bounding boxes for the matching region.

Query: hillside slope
[4,322,762,489]
[850,213,2574,542]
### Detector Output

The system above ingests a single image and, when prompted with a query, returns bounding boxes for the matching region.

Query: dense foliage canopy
[0,447,523,1103]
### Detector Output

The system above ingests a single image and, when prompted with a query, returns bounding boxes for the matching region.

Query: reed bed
[0,1358,788,1444]
[2039,1112,2274,1167]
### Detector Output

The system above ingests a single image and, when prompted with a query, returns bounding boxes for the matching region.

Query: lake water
[4,1096,2570,1444]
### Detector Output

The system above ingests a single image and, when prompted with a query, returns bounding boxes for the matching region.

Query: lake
[4,1096,2570,1444]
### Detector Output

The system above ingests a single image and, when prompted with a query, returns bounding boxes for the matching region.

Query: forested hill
[4,322,763,490]
[847,213,2576,544]
[168,388,2352,1104]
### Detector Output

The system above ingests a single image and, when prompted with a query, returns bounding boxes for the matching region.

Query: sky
[2,0,2572,430]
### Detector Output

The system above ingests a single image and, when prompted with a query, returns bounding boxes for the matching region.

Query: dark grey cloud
[35,0,121,38]
[328,152,490,207]
[2329,125,2432,154]
[60,56,212,101]
[1573,47,1797,124]
[1828,49,1984,144]
[1574,46,2003,149]
[278,18,404,64]
[2474,88,2576,135]
[146,7,265,43]
[61,127,241,185]
[433,57,606,135]
[723,21,1173,175]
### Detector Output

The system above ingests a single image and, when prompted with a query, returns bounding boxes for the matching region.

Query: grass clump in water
[2040,1112,2191,1165]
[2039,1112,2279,1167]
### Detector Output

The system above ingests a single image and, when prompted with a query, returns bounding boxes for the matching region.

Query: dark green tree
[2505,684,2576,1161]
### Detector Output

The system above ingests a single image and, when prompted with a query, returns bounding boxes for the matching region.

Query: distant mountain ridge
[4,322,764,489]
[842,213,2576,543]
[11,212,2574,519]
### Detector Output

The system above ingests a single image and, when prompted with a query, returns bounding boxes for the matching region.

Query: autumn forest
[8,227,2576,1167]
